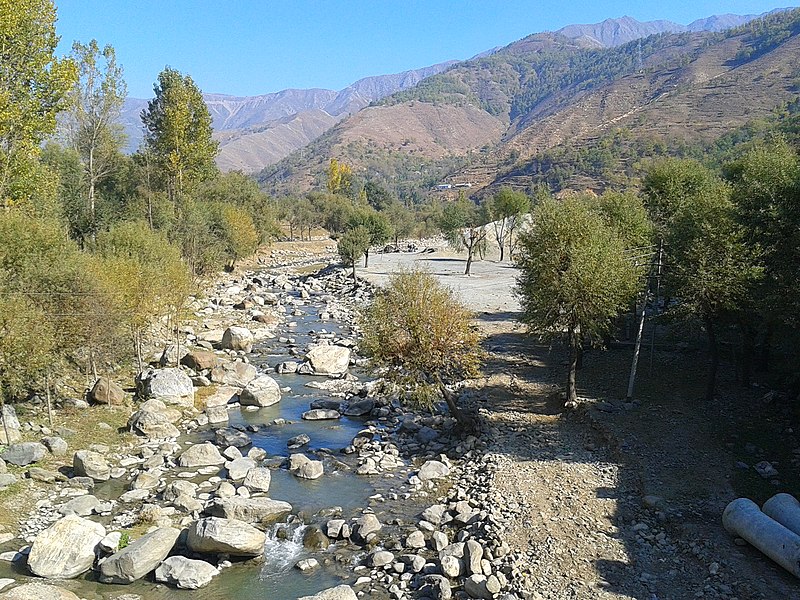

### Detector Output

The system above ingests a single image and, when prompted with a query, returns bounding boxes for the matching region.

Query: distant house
[436,184,452,191]
[453,182,472,188]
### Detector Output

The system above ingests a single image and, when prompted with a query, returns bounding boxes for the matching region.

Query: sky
[54,1,795,99]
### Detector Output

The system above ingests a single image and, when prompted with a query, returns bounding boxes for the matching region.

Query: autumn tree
[141,67,218,206]
[68,40,127,239]
[0,0,77,209]
[515,196,641,406]
[326,158,354,197]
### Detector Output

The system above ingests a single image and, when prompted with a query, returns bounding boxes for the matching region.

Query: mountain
[119,61,457,171]
[257,8,800,198]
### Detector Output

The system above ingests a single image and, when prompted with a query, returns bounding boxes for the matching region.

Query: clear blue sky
[55,1,794,99]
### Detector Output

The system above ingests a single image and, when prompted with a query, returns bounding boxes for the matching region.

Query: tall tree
[515,196,640,406]
[347,207,391,267]
[486,187,531,261]
[439,195,488,275]
[68,39,127,239]
[0,0,77,209]
[141,67,218,206]
[326,158,353,197]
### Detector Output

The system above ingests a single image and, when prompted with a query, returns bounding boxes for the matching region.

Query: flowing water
[0,282,391,599]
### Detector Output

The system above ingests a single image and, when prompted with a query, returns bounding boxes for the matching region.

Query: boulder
[242,467,271,492]
[186,517,266,556]
[306,344,351,375]
[418,460,450,481]
[276,361,299,374]
[301,409,341,421]
[226,457,256,481]
[221,327,254,353]
[73,450,111,481]
[41,436,67,456]
[289,454,324,480]
[27,515,105,579]
[463,574,501,599]
[58,494,101,517]
[139,398,182,421]
[369,550,394,567]
[214,427,251,448]
[351,513,381,544]
[128,409,180,439]
[298,585,358,600]
[178,443,225,468]
[203,385,239,407]
[162,480,197,502]
[99,527,180,584]
[0,405,21,444]
[206,404,229,424]
[181,349,220,371]
[209,497,292,524]
[155,556,218,590]
[0,473,16,489]
[0,583,81,600]
[210,361,257,387]
[136,368,194,407]
[239,375,281,408]
[89,376,125,405]
[343,398,375,417]
[1,442,46,467]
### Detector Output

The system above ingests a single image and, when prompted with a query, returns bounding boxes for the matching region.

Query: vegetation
[360,269,481,427]
[485,187,531,261]
[438,196,489,275]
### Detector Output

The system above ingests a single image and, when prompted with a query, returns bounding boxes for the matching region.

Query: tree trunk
[351,263,357,286]
[704,315,719,402]
[499,243,505,262]
[439,383,477,432]
[364,249,369,268]
[567,323,579,405]
[464,247,474,275]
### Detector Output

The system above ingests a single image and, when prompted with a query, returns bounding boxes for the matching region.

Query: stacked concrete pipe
[723,494,800,578]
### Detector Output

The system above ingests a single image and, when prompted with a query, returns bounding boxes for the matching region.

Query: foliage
[360,268,481,418]
[214,203,259,267]
[486,187,531,260]
[592,191,653,248]
[0,0,77,209]
[438,196,489,275]
[515,195,641,404]
[337,226,370,283]
[347,207,391,267]
[326,158,354,197]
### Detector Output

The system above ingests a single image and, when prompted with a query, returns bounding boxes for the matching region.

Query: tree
[68,40,127,239]
[384,200,415,247]
[0,0,77,209]
[347,207,391,267]
[515,196,640,406]
[486,187,530,261]
[214,203,259,268]
[337,226,370,284]
[360,269,481,428]
[141,67,218,205]
[439,195,489,275]
[326,158,354,197]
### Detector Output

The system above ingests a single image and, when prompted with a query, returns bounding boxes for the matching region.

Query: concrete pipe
[723,497,800,578]
[763,493,800,537]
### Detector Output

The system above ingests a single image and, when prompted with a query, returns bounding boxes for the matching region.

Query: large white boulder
[27,515,106,579]
[155,556,219,589]
[186,517,266,556]
[221,327,254,353]
[306,344,351,375]
[99,527,180,584]
[298,585,358,600]
[0,583,81,600]
[178,442,225,468]
[240,375,281,407]
[136,368,194,407]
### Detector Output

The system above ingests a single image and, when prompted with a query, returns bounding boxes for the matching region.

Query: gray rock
[418,460,450,481]
[203,385,239,407]
[99,527,180,584]
[226,457,256,481]
[301,409,340,421]
[0,474,16,489]
[0,406,21,444]
[242,467,271,492]
[210,497,292,524]
[210,361,257,387]
[1,443,46,467]
[240,375,282,407]
[463,574,501,599]
[173,493,203,513]
[298,585,358,600]
[0,583,81,600]
[27,515,106,579]
[464,539,483,576]
[127,409,180,439]
[369,550,394,567]
[276,361,299,374]
[214,427,251,448]
[287,433,310,449]
[162,480,197,502]
[296,557,319,571]
[89,377,125,405]
[73,450,111,481]
[289,454,324,480]
[343,398,375,417]
[422,574,452,600]
[221,327,254,353]
[178,443,225,468]
[352,513,381,544]
[440,554,462,578]
[41,436,67,456]
[306,344,351,375]
[136,368,194,407]
[58,495,101,517]
[155,555,218,590]
[205,404,229,424]
[186,517,266,556]
[406,530,426,549]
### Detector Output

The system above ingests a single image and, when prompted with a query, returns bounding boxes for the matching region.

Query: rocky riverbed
[0,246,528,600]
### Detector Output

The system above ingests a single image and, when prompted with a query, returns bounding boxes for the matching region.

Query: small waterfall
[260,522,308,579]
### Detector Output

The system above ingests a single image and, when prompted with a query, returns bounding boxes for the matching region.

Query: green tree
[360,268,481,428]
[515,196,640,406]
[438,195,488,275]
[347,207,391,267]
[337,225,370,284]
[141,67,218,205]
[68,40,127,239]
[195,172,278,243]
[0,0,77,210]
[486,187,531,261]
[384,200,415,247]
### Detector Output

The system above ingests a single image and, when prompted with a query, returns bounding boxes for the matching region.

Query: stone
[136,368,194,407]
[242,467,271,492]
[287,433,310,449]
[422,574,452,600]
[1,443,46,467]
[440,554,462,578]
[155,556,218,590]
[221,326,254,353]
[173,494,203,513]
[41,436,67,456]
[352,513,381,544]
[301,409,340,421]
[226,457,256,481]
[210,361,258,387]
[99,532,122,553]
[276,361,299,374]
[369,550,394,567]
[406,530,426,549]
[0,583,81,600]
[463,574,501,599]
[298,585,358,600]
[127,410,180,439]
[296,558,319,571]
[181,349,220,371]
[432,530,449,552]
[131,472,160,490]
[240,375,282,407]
[289,454,324,480]
[214,427,251,448]
[162,480,197,502]
[422,504,446,524]
[343,398,375,417]
[210,497,292,524]
[306,344,351,375]
[27,515,106,579]
[418,460,450,481]
[203,385,239,407]
[58,494,101,517]
[186,517,266,556]
[89,377,125,405]
[178,443,225,468]
[73,450,111,481]
[464,539,483,576]
[206,404,229,424]
[99,527,180,584]
[0,406,21,444]
[0,474,16,489]
[303,525,330,550]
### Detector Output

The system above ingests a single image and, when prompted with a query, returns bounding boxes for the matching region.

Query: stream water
[0,281,394,599]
